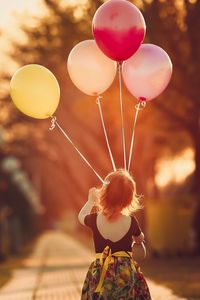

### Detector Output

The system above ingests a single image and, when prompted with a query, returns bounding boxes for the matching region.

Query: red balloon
[92,0,146,62]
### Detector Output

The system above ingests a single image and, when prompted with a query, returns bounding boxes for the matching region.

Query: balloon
[122,44,173,101]
[67,40,117,96]
[10,64,60,119]
[92,0,146,62]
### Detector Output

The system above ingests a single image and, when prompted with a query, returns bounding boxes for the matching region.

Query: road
[0,231,188,300]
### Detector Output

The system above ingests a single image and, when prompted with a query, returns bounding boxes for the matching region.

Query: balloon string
[49,116,104,183]
[118,62,127,170]
[128,101,146,171]
[142,242,147,258]
[96,96,116,171]
[132,241,146,259]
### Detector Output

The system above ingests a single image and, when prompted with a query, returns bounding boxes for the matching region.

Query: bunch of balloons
[67,0,172,100]
[10,0,173,181]
[67,0,172,173]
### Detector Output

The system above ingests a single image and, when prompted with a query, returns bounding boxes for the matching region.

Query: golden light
[0,0,86,28]
[0,0,45,27]
[188,0,197,3]
[0,0,87,72]
[155,148,195,188]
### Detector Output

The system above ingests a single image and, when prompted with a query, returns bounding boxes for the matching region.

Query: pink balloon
[92,0,146,62]
[122,44,173,101]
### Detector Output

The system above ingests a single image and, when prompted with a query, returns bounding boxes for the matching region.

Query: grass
[0,240,36,288]
[0,256,22,288]
[140,255,200,300]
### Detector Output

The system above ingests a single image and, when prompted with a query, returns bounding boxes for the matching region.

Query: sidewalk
[0,231,188,300]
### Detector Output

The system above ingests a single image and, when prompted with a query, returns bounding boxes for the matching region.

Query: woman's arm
[78,187,99,225]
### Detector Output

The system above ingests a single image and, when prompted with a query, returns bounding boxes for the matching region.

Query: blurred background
[0,0,200,299]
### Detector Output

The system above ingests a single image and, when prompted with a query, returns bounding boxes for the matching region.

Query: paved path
[0,231,188,300]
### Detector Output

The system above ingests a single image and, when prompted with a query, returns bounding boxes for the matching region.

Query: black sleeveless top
[84,213,141,253]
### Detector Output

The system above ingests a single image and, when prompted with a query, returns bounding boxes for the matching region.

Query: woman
[78,169,152,300]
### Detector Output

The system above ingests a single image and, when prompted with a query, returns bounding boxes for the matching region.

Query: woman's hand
[88,187,99,205]
[78,187,99,225]
[133,232,145,244]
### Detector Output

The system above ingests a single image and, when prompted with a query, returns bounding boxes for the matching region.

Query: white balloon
[67,40,117,96]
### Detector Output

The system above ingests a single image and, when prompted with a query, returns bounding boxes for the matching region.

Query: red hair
[98,169,142,220]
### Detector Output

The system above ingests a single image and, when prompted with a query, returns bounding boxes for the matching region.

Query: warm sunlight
[0,0,44,27]
[0,0,86,28]
[0,0,87,71]
[155,148,195,188]
[0,1,199,298]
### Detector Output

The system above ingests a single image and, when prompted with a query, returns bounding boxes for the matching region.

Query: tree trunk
[192,112,200,252]
[194,139,200,193]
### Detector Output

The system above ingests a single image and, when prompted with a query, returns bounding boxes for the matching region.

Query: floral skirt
[81,257,152,300]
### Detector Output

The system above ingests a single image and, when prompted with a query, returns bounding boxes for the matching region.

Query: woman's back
[96,213,131,242]
[84,212,141,253]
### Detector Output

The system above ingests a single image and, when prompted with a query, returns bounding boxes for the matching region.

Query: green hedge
[146,199,195,255]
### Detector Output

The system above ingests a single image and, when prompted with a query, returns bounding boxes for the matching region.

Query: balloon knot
[96,95,102,105]
[139,97,146,102]
[49,116,57,131]
[117,61,123,70]
[135,100,146,110]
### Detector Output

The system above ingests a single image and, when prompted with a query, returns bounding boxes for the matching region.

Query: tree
[1,0,200,247]
[140,0,200,190]
[139,0,200,249]
[1,0,112,221]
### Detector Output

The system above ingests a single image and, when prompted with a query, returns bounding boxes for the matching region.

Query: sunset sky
[0,0,86,28]
[0,0,86,69]
[0,0,45,29]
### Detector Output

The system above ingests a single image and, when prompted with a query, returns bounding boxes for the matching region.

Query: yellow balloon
[10,64,60,119]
